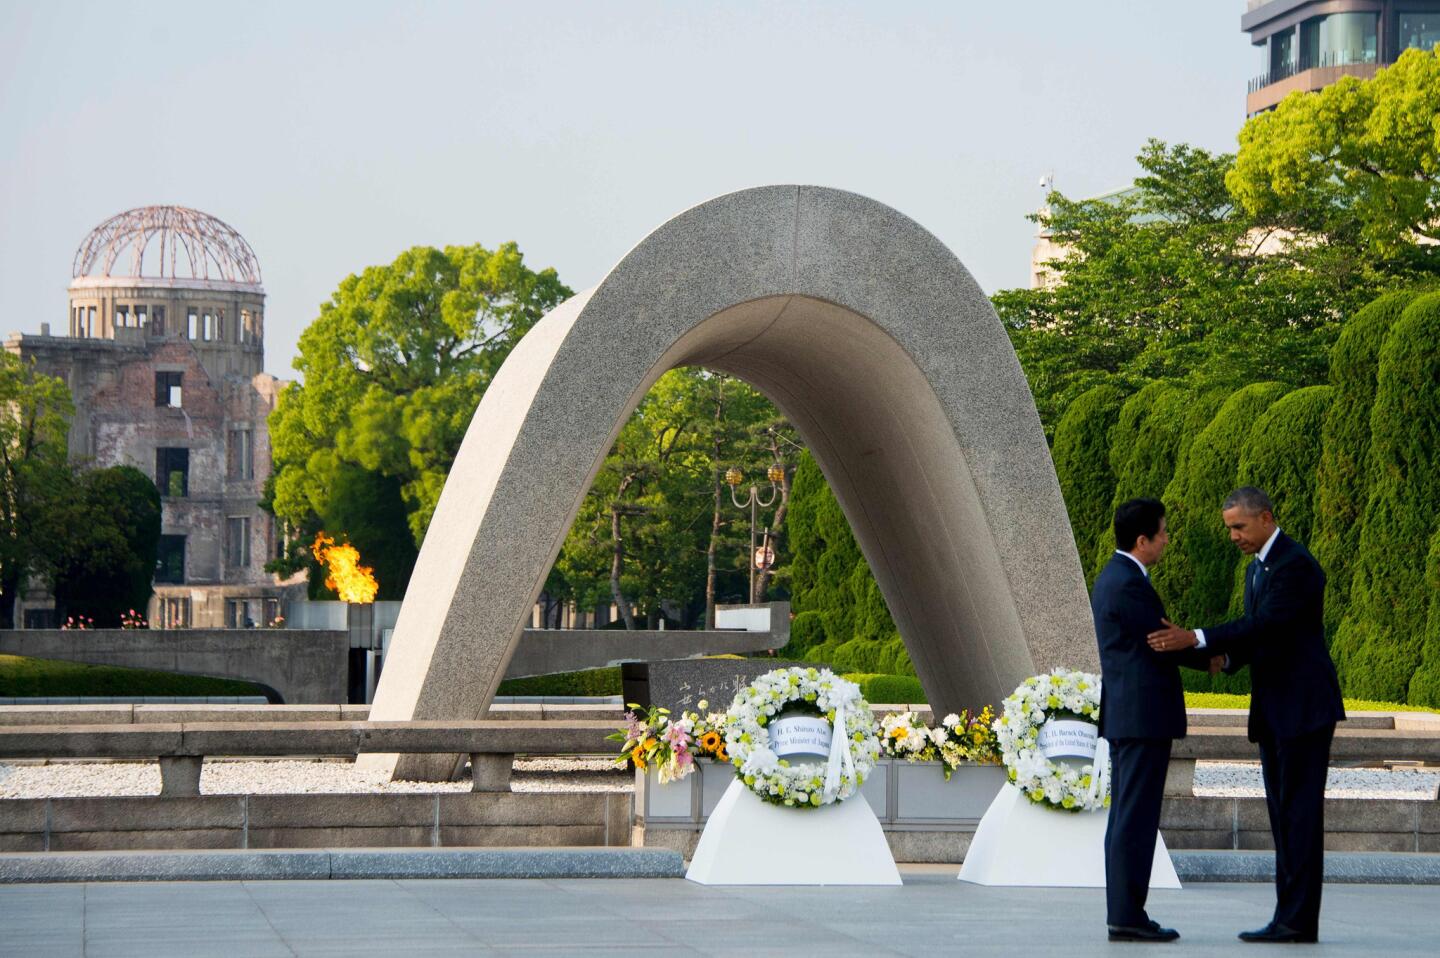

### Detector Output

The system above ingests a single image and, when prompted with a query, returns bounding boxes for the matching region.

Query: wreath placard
[992,669,1109,813]
[721,666,881,809]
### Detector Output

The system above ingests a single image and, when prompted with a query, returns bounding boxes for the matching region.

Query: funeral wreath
[722,666,882,808]
[992,669,1109,813]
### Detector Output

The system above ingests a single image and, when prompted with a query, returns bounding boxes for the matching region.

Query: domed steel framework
[72,205,262,286]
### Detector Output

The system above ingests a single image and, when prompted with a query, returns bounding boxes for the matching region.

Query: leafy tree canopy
[996,138,1401,434]
[1228,48,1440,270]
[43,466,162,626]
[0,353,73,628]
[268,242,571,589]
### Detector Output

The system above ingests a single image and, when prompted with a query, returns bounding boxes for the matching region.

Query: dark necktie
[1247,560,1262,607]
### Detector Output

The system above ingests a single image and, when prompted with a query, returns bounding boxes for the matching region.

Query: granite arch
[366,186,1098,780]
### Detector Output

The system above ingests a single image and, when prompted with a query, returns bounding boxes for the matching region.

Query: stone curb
[1172,850,1440,884]
[0,847,686,884]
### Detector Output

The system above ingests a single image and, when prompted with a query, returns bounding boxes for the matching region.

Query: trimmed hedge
[1237,385,1333,554]
[1180,385,1331,693]
[1051,383,1127,588]
[496,667,622,697]
[1332,293,1440,703]
[0,654,266,698]
[786,451,911,675]
[1096,384,1225,576]
[843,673,926,705]
[1155,382,1287,646]
[1312,291,1417,636]
[1407,528,1440,705]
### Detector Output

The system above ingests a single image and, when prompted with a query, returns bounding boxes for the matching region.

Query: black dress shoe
[1108,924,1180,942]
[1238,923,1317,943]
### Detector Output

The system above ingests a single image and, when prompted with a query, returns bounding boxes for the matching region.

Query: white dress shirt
[1195,527,1282,650]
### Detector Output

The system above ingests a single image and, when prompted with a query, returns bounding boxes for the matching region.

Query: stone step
[0,846,685,883]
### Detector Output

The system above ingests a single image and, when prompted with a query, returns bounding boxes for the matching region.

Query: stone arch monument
[366,186,1098,780]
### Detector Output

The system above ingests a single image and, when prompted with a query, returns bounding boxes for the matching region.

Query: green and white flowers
[993,669,1109,813]
[722,666,882,809]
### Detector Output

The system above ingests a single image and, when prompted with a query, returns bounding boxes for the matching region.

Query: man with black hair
[1147,487,1344,944]
[1092,497,1214,943]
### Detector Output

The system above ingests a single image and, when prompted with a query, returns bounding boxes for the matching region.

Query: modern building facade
[5,206,300,629]
[1244,0,1440,114]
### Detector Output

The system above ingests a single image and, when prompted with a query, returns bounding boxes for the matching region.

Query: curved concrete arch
[366,186,1097,780]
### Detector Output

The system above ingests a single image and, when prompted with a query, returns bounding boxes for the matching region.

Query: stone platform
[3,867,1439,957]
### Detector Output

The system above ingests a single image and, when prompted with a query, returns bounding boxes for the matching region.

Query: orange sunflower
[699,730,723,754]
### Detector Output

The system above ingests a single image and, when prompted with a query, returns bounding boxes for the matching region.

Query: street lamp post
[725,463,785,602]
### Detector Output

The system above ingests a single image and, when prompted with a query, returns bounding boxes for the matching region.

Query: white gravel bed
[2,758,1435,800]
[0,756,630,798]
[1194,761,1440,800]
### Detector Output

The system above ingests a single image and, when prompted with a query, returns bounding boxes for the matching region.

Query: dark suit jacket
[1201,532,1346,742]
[1092,552,1202,741]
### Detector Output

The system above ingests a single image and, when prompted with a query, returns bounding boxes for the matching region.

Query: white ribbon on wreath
[823,700,856,802]
[1085,736,1110,808]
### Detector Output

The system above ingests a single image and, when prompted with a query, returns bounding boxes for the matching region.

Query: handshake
[1147,618,1225,675]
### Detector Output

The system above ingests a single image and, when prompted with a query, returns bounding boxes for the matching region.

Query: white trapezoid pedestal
[958,783,1180,888]
[685,779,902,885]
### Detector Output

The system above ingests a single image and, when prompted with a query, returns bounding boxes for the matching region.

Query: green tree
[1237,385,1333,553]
[0,353,73,628]
[1331,293,1440,702]
[546,369,795,629]
[268,242,571,591]
[1409,528,1440,705]
[1195,385,1334,693]
[1051,383,1127,587]
[997,140,1371,433]
[1312,291,1418,636]
[786,451,909,676]
[1228,48,1440,273]
[319,465,417,601]
[1095,383,1224,576]
[1154,382,1287,635]
[45,466,162,627]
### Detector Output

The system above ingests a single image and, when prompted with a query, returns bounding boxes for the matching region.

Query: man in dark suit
[1148,486,1345,944]
[1092,498,1214,943]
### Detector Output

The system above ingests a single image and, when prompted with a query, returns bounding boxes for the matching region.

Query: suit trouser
[1258,723,1335,935]
[1104,737,1172,927]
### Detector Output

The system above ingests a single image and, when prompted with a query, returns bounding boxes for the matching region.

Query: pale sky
[0,1,1258,378]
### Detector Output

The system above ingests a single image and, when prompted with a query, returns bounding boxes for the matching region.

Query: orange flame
[312,532,379,604]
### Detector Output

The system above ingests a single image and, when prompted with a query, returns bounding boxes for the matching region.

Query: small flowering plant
[61,615,94,631]
[879,710,941,761]
[993,670,1108,813]
[120,609,148,630]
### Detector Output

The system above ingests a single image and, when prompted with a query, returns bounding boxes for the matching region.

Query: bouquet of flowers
[610,704,695,784]
[935,706,1001,778]
[610,700,732,784]
[879,710,942,761]
[689,699,729,763]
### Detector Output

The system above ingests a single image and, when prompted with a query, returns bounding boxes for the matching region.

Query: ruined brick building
[5,206,299,628]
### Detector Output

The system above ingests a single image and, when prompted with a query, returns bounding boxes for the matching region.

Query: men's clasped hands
[1146,619,1225,674]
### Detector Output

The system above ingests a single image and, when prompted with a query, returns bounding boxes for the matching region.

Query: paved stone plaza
[2,868,1437,957]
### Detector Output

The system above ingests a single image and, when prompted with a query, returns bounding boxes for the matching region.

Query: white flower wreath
[721,666,882,809]
[992,669,1110,813]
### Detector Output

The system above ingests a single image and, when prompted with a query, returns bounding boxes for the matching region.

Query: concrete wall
[0,792,633,853]
[0,630,347,704]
